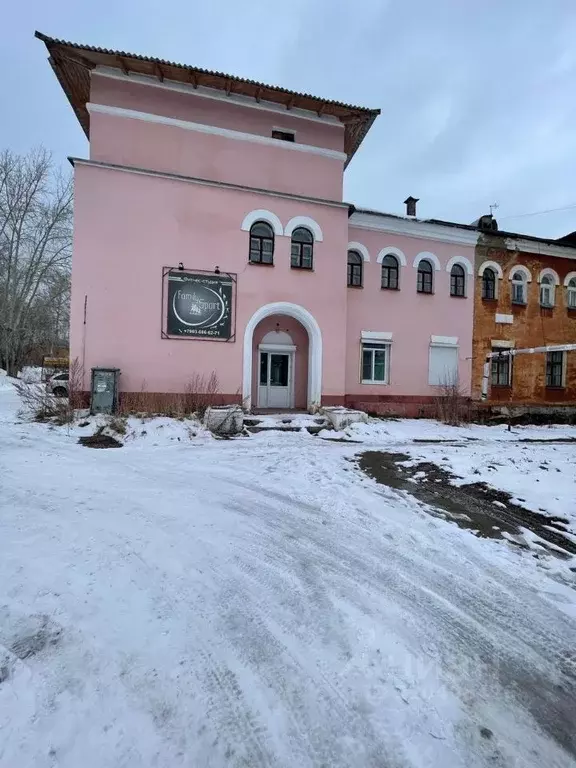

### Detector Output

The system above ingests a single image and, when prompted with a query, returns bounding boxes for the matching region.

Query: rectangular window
[491,349,511,386]
[546,351,565,388]
[272,130,295,142]
[428,344,459,386]
[512,282,526,304]
[361,343,389,384]
[259,352,268,385]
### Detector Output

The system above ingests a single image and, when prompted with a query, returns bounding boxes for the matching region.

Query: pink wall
[71,163,349,400]
[89,77,344,201]
[346,227,474,396]
[251,316,309,409]
[91,74,345,152]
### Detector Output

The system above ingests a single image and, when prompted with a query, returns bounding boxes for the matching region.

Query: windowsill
[540,304,554,309]
[491,384,512,389]
[381,286,399,291]
[249,260,274,267]
[546,385,566,390]
[511,300,527,306]
[290,266,314,271]
[482,297,498,302]
[417,290,434,295]
[361,380,389,386]
[450,293,467,299]
[348,284,363,289]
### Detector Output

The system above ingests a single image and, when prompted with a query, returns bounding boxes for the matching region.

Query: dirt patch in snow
[78,433,123,449]
[357,451,575,558]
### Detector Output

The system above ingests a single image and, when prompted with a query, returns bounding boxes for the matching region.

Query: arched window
[482,267,496,300]
[450,264,466,297]
[249,221,274,264]
[347,251,363,287]
[417,259,433,293]
[381,254,399,290]
[540,275,555,307]
[290,227,314,270]
[567,278,576,309]
[511,271,527,304]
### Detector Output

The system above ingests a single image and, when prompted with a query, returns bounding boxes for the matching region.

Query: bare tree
[0,148,72,375]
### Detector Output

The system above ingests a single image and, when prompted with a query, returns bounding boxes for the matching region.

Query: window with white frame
[566,278,576,308]
[511,271,527,304]
[428,340,459,386]
[540,275,555,307]
[361,342,389,384]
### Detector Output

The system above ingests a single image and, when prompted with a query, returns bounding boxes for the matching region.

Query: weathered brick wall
[472,234,576,404]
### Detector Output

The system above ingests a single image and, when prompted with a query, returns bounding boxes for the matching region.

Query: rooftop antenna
[489,202,499,216]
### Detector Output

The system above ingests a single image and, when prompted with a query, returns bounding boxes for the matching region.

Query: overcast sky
[3,0,576,238]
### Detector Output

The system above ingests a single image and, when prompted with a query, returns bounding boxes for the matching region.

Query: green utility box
[90,368,120,415]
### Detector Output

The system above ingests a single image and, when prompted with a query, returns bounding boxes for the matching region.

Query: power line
[499,203,576,221]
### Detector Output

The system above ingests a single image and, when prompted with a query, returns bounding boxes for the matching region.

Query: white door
[258,351,293,408]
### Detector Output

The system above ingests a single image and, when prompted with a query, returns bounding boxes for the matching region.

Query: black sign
[166,271,233,339]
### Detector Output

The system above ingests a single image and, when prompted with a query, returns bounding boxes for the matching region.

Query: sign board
[165,270,235,340]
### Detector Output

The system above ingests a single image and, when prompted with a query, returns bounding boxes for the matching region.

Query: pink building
[37,33,477,415]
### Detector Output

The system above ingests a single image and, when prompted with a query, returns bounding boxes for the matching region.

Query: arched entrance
[243,302,322,411]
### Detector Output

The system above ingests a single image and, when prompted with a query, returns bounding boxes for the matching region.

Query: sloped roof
[35,32,380,166]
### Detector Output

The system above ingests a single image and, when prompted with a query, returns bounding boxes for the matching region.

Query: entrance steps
[245,413,331,435]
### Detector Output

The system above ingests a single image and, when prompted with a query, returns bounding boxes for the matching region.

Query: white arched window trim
[445,256,473,276]
[537,268,560,285]
[412,251,441,271]
[377,247,407,266]
[347,242,370,262]
[243,302,322,410]
[478,260,504,279]
[563,271,576,287]
[241,209,283,236]
[284,216,323,242]
[508,265,532,282]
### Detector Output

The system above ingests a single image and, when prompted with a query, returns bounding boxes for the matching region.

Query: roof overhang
[35,31,380,167]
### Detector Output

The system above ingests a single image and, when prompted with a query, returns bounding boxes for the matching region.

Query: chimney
[404,196,419,217]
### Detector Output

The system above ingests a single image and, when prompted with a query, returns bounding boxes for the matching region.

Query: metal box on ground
[90,368,120,415]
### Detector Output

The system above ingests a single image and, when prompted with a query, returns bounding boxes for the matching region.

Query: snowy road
[1,384,575,767]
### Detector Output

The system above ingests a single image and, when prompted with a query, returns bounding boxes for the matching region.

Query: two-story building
[472,217,576,410]
[38,32,479,415]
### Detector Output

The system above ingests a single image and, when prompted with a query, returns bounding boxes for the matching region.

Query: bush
[119,372,221,418]
[434,380,471,426]
[14,357,84,425]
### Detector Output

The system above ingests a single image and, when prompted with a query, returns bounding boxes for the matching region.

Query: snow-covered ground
[1,379,575,768]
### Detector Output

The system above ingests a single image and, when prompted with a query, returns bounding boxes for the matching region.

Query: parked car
[46,372,69,398]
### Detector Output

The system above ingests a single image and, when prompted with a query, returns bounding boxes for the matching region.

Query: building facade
[38,33,478,415]
[472,226,576,408]
[37,33,575,415]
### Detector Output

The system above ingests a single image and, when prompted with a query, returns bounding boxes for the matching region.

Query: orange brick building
[472,221,576,411]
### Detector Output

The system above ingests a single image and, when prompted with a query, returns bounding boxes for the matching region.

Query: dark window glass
[347,251,363,287]
[249,221,274,264]
[511,272,526,304]
[259,352,268,385]
[546,351,564,387]
[269,354,289,387]
[491,350,511,386]
[482,268,496,299]
[362,348,373,381]
[381,254,399,290]
[291,227,314,269]
[272,130,295,142]
[361,343,388,383]
[450,264,466,297]
[417,259,433,293]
